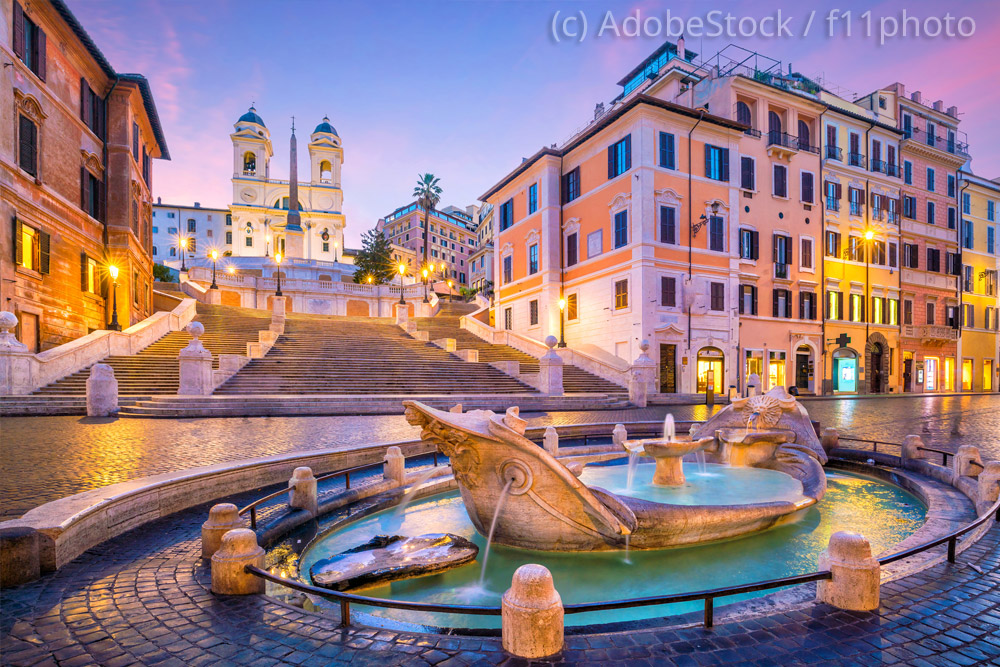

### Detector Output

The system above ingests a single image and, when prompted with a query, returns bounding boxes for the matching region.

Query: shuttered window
[801,172,814,203]
[658,132,676,169]
[18,115,38,177]
[739,228,759,260]
[566,232,578,266]
[661,276,676,307]
[566,293,578,320]
[704,145,729,182]
[772,164,787,198]
[12,2,46,80]
[659,206,677,244]
[709,282,725,311]
[80,79,106,137]
[608,135,632,179]
[709,216,725,252]
[12,219,50,274]
[740,156,755,190]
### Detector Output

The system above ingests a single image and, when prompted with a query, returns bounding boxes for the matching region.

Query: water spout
[663,413,676,440]
[626,449,640,491]
[394,467,440,516]
[624,533,632,564]
[479,478,514,585]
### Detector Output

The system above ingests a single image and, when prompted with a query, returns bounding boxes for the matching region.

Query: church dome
[313,116,338,136]
[238,106,266,127]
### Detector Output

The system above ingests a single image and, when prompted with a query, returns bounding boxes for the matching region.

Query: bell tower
[230,105,272,206]
[308,116,343,187]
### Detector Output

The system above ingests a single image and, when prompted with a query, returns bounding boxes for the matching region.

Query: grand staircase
[213,312,537,395]
[417,302,630,397]
[31,304,271,396]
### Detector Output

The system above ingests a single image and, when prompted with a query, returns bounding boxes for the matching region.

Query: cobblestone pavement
[1,395,997,518]
[1,484,998,666]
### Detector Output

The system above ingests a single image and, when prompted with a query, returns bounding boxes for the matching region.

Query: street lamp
[179,237,188,271]
[274,253,283,296]
[107,264,121,331]
[334,240,339,262]
[448,279,454,302]
[209,249,219,289]
[367,274,374,285]
[558,297,567,347]
[265,233,271,257]
[226,265,236,276]
[398,263,406,305]
[422,267,429,302]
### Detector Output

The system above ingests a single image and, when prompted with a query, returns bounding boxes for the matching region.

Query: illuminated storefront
[832,348,858,393]
[697,347,725,393]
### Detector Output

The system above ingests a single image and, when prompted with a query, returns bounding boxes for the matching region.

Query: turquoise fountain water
[298,467,925,630]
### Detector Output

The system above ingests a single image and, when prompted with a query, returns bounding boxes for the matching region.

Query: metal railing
[767,131,799,150]
[825,145,843,161]
[240,430,999,632]
[848,152,867,169]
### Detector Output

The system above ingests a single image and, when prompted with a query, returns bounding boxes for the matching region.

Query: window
[322,242,329,252]
[187,219,197,233]
[926,122,936,147]
[904,161,912,184]
[870,296,883,324]
[566,293,578,320]
[562,167,580,203]
[825,125,839,158]
[773,288,792,318]
[739,284,757,315]
[903,243,919,269]
[772,164,787,198]
[963,303,975,328]
[801,172,814,203]
[608,135,632,179]
[661,276,676,307]
[871,240,886,266]
[81,255,99,293]
[614,279,629,310]
[988,201,996,222]
[709,283,725,311]
[529,300,539,326]
[245,236,253,247]
[963,192,971,214]
[889,242,898,267]
[797,120,811,150]
[206,229,213,238]
[226,231,232,244]
[132,122,140,160]
[946,305,958,328]
[800,291,817,320]
[801,237,813,269]
[528,183,538,214]
[739,228,759,260]
[903,299,913,324]
[13,219,50,274]
[948,174,956,197]
[827,291,844,320]
[963,265,973,292]
[825,231,840,258]
[927,201,935,225]
[12,2,46,80]
[740,156,755,190]
[736,101,752,127]
[825,181,841,210]
[504,307,512,330]
[169,247,176,256]
[613,210,628,248]
[81,169,102,220]
[848,236,864,263]
[188,239,196,253]
[566,232,578,266]
[658,132,676,169]
[502,255,512,283]
[926,168,935,192]
[988,227,996,254]
[659,206,677,244]
[709,216,725,252]
[18,115,38,177]
[773,234,792,267]
[850,294,865,322]
[962,219,974,249]
[528,244,539,274]
[903,114,913,138]
[926,302,935,325]
[499,199,513,231]
[926,247,941,273]
[79,81,105,137]
[704,145,729,182]
[849,187,863,216]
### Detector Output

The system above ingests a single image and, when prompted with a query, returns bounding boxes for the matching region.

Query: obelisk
[284,117,305,258]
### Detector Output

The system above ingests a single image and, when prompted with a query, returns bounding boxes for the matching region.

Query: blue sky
[69,0,1000,247]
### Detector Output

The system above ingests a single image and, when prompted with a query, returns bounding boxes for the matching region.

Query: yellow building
[957,172,999,392]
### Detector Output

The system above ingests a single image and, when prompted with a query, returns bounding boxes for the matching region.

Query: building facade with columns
[1,0,167,351]
[376,202,479,286]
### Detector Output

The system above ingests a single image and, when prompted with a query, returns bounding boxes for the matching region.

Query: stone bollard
[201,503,243,559]
[178,322,213,395]
[612,424,628,450]
[0,311,33,396]
[288,467,318,516]
[211,529,265,595]
[383,446,405,485]
[977,461,1000,506]
[0,526,40,588]
[86,363,118,417]
[953,445,983,479]
[501,564,564,659]
[538,336,564,396]
[628,340,656,408]
[820,428,839,455]
[816,531,880,611]
[394,302,409,326]
[901,435,927,464]
[543,426,559,456]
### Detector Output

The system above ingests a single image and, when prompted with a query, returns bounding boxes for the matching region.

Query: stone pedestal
[538,336,564,396]
[612,424,628,449]
[178,322,213,395]
[395,303,409,326]
[0,526,40,588]
[628,340,656,407]
[288,467,318,516]
[977,461,1000,506]
[211,529,265,595]
[901,435,927,464]
[543,426,559,455]
[816,531,880,611]
[383,446,405,485]
[747,373,762,397]
[501,564,563,659]
[271,297,286,332]
[201,503,243,559]
[820,428,839,455]
[0,312,33,396]
[206,288,222,305]
[953,445,983,479]
[86,363,119,417]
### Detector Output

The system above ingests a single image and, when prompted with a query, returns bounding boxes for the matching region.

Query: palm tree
[413,173,442,266]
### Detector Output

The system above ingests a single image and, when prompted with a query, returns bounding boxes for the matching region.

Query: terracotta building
[1,0,168,351]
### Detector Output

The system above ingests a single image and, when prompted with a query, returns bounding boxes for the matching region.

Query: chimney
[893,82,905,97]
[947,105,959,118]
[156,196,161,204]
[911,91,922,104]
[933,100,944,112]
[194,202,200,208]
[677,35,685,60]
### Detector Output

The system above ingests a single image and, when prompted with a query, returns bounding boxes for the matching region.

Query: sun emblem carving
[741,395,784,429]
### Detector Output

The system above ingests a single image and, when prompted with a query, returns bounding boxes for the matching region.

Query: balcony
[774,263,789,280]
[849,202,864,217]
[767,131,800,159]
[825,196,840,211]
[902,324,958,343]
[744,127,762,138]
[870,160,901,178]
[797,140,820,154]
[848,153,867,169]
[825,145,843,161]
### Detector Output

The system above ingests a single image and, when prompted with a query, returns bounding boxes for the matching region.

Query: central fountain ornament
[403,387,827,552]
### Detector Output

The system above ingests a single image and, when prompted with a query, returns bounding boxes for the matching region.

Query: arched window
[797,120,811,150]
[319,160,332,183]
[696,347,725,393]
[736,101,752,127]
[768,111,782,143]
[169,247,176,257]
[243,152,256,175]
[273,197,304,210]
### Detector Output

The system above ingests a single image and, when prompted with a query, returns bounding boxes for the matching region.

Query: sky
[68,0,1000,248]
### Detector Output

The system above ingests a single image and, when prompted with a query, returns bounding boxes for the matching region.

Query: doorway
[833,348,857,393]
[18,312,39,353]
[659,344,676,393]
[795,346,811,392]
[926,357,939,391]
[696,347,724,393]
[961,359,973,392]
[869,343,884,393]
[903,353,913,392]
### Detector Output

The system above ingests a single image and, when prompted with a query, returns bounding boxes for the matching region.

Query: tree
[352,229,396,284]
[152,263,173,282]
[412,173,442,266]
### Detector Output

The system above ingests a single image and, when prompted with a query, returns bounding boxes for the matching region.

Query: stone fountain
[403,386,827,552]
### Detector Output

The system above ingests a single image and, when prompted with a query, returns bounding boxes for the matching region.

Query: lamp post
[558,297,567,347]
[209,249,219,289]
[864,229,873,355]
[265,233,271,257]
[398,263,406,305]
[274,253,283,296]
[226,265,236,277]
[334,240,339,263]
[448,280,454,302]
[422,267,429,302]
[107,264,121,331]
[179,237,188,271]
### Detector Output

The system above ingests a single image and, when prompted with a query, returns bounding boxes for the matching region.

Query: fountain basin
[624,436,715,486]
